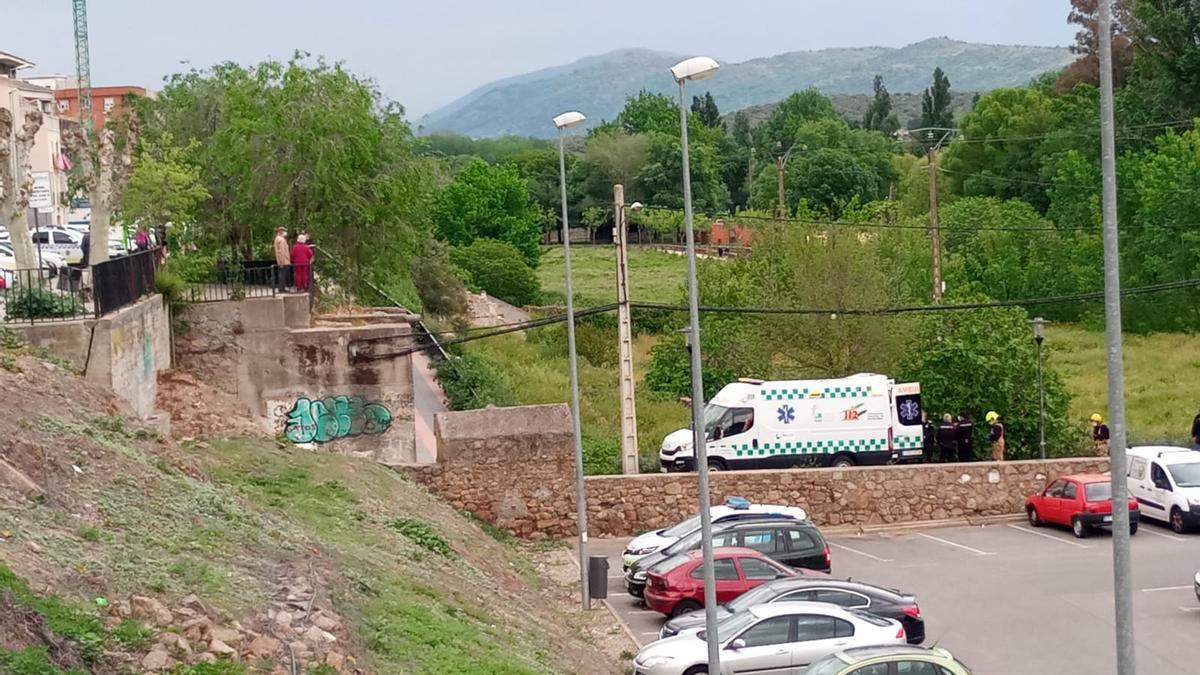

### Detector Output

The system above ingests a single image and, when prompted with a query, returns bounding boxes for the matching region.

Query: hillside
[0,329,624,674]
[418,37,1073,138]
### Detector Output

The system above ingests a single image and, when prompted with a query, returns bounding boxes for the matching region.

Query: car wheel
[1170,507,1189,534]
[1027,507,1041,527]
[832,454,856,468]
[1130,521,1138,536]
[683,667,708,675]
[706,459,726,472]
[1072,517,1090,539]
[671,599,702,618]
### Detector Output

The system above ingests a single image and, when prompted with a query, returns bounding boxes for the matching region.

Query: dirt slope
[0,331,623,674]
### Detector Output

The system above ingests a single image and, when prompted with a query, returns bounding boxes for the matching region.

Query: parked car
[633,602,907,675]
[662,577,924,644]
[31,227,84,265]
[624,497,808,571]
[803,645,972,675]
[1126,446,1200,533]
[627,517,832,598]
[1026,473,1139,538]
[0,242,63,279]
[644,547,796,617]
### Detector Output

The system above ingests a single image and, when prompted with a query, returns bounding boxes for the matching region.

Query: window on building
[57,100,69,113]
[103,97,115,113]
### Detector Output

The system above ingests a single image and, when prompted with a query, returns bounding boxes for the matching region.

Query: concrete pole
[557,129,590,610]
[928,147,943,303]
[1098,2,1135,672]
[775,155,786,220]
[678,78,720,675]
[613,184,640,474]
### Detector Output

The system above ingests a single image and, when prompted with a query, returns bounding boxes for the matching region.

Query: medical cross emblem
[777,405,795,424]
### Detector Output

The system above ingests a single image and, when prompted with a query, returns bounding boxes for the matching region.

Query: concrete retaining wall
[401,403,1111,539]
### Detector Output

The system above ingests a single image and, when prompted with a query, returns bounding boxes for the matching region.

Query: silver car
[633,601,907,675]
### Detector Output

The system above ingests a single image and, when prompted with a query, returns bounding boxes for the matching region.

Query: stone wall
[13,294,171,418]
[401,404,1111,539]
[403,404,575,539]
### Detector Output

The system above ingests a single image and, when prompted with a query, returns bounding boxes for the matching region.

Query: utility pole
[775,155,786,220]
[1098,1,1135,672]
[747,147,755,206]
[927,146,943,303]
[613,184,640,474]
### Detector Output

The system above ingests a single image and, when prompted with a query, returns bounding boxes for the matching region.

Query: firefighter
[986,411,1006,461]
[1091,413,1110,457]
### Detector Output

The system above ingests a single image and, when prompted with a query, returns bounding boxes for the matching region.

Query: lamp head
[553,111,587,130]
[629,202,644,212]
[670,56,720,83]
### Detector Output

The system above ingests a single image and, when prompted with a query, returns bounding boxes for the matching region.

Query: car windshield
[802,654,852,675]
[1169,462,1200,488]
[648,554,690,576]
[726,584,779,612]
[1085,482,1112,501]
[708,611,758,642]
[692,403,730,435]
[662,514,702,539]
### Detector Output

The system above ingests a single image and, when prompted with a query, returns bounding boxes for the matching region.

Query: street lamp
[1031,317,1048,460]
[671,54,721,675]
[554,110,591,610]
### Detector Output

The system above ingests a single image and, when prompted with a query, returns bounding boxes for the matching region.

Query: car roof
[690,547,765,560]
[748,601,854,620]
[714,517,818,531]
[1128,446,1198,464]
[757,576,906,599]
[840,645,951,662]
[1058,473,1111,484]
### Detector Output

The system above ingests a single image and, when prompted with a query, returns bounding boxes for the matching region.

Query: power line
[937,166,1200,197]
[937,119,1194,146]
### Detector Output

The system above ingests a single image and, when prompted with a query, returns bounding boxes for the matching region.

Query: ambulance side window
[720,408,755,438]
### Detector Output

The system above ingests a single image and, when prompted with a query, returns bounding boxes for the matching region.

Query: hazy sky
[6,0,1077,119]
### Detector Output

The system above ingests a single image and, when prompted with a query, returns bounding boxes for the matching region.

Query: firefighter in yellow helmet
[1091,413,1110,457]
[986,411,1005,461]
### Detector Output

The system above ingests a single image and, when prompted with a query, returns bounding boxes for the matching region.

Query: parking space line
[1178,607,1200,613]
[1141,585,1193,593]
[829,541,895,563]
[917,532,996,556]
[1140,528,1187,542]
[1006,524,1089,549]
[629,609,662,615]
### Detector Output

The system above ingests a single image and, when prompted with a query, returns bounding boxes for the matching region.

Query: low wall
[401,404,1111,539]
[13,294,171,418]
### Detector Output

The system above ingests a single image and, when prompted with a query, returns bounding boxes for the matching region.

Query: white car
[1126,446,1200,533]
[31,228,84,265]
[624,498,809,570]
[0,243,62,279]
[633,602,907,675]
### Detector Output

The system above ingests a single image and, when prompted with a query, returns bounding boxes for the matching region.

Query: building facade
[1,51,69,227]
[53,85,151,131]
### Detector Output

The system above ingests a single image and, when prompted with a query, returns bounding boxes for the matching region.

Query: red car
[1026,473,1140,538]
[643,546,810,617]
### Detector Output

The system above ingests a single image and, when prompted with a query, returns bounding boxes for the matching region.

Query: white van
[660,374,924,472]
[1126,446,1200,533]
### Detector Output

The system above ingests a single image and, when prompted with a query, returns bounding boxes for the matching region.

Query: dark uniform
[937,419,958,463]
[1093,422,1110,457]
[922,417,937,463]
[956,414,975,462]
[1191,412,1200,451]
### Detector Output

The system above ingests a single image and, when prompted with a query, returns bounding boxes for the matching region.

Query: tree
[863,75,900,136]
[636,132,729,214]
[410,238,469,325]
[1054,0,1134,94]
[920,68,954,130]
[1124,0,1200,117]
[433,159,542,267]
[0,106,43,270]
[691,92,721,128]
[449,238,541,306]
[62,115,139,265]
[119,134,209,242]
[609,90,679,136]
[757,90,838,156]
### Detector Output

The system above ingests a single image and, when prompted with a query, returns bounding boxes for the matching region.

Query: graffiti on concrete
[284,395,393,444]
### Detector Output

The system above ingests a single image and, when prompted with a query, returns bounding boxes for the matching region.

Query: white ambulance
[659,374,924,472]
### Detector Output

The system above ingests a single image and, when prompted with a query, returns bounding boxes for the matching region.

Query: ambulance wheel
[706,458,727,472]
[831,454,856,468]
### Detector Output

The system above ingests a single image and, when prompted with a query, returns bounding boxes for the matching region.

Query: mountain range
[417,38,1074,139]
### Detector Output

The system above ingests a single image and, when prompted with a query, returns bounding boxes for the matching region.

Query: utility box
[588,555,609,600]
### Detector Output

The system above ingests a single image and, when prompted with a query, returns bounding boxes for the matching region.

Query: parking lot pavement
[588,519,1200,674]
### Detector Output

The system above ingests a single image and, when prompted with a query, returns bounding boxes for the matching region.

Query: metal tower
[72,0,93,131]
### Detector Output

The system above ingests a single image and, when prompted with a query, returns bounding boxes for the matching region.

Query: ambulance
[659,374,924,472]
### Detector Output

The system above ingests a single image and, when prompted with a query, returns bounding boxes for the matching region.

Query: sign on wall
[29,172,52,210]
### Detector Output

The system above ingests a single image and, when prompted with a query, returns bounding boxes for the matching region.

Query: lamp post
[1031,317,1047,460]
[554,110,591,610]
[671,55,721,675]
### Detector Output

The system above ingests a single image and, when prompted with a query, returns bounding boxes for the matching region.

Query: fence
[183,259,280,303]
[93,248,158,317]
[0,266,92,324]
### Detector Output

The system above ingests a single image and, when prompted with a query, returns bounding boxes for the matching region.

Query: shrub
[6,287,85,320]
[387,518,456,558]
[582,435,620,475]
[410,239,469,323]
[449,239,540,307]
[165,252,217,283]
[434,353,516,410]
[154,267,188,307]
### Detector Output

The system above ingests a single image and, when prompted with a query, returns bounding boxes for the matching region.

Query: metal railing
[93,248,158,317]
[0,266,92,324]
[183,260,280,303]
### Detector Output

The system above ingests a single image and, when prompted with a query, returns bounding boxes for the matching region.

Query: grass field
[537,245,687,304]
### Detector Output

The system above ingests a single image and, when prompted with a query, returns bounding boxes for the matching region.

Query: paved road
[591,519,1200,674]
[411,352,444,464]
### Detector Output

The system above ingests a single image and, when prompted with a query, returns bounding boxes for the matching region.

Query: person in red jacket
[290,234,314,291]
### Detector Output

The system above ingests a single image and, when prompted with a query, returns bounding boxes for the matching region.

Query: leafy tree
[1055,0,1134,94]
[757,90,838,156]
[433,159,543,266]
[1124,0,1200,117]
[577,129,650,205]
[436,353,516,410]
[419,133,552,164]
[449,238,541,306]
[863,75,900,136]
[920,67,955,130]
[609,90,680,136]
[120,134,210,238]
[691,92,721,128]
[410,239,469,325]
[636,132,729,214]
[505,147,564,235]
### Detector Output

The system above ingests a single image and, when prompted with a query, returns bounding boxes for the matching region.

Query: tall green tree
[691,92,721,128]
[920,67,955,129]
[119,134,210,238]
[757,90,838,156]
[433,159,543,266]
[863,75,900,136]
[1124,0,1200,116]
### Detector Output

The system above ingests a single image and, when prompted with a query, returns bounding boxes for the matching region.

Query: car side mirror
[727,638,746,651]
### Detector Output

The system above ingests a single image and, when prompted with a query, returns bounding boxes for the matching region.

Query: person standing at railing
[290,233,313,292]
[273,227,291,291]
[134,227,151,252]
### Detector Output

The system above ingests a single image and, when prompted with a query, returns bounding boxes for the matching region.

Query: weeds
[387,518,455,558]
[110,619,153,651]
[76,526,102,543]
[0,647,87,675]
[0,563,106,663]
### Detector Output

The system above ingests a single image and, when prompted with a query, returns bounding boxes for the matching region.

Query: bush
[154,267,187,308]
[644,333,739,401]
[449,239,540,307]
[165,252,217,283]
[6,287,85,320]
[387,518,456,558]
[435,353,516,410]
[410,240,469,323]
[582,435,620,475]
